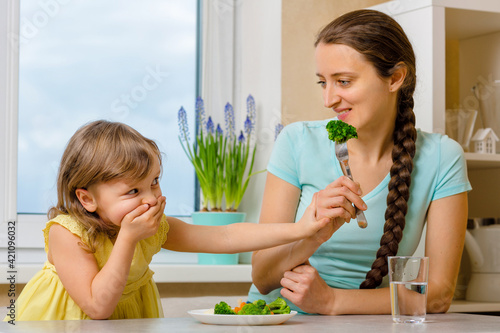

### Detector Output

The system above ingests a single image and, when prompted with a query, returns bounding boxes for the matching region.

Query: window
[2,0,281,269]
[17,0,198,216]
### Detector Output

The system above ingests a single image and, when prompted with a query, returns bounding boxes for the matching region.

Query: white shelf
[449,299,500,313]
[0,264,252,284]
[465,152,500,169]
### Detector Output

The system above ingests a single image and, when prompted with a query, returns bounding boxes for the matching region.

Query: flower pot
[191,212,246,265]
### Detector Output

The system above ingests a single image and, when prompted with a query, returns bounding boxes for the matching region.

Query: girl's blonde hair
[48,120,162,251]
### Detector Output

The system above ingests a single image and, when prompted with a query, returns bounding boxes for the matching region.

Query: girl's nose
[143,192,158,207]
[324,85,341,108]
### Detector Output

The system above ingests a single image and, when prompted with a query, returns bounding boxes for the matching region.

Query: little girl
[11,120,332,321]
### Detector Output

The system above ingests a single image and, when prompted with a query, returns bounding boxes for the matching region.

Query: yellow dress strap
[43,214,88,253]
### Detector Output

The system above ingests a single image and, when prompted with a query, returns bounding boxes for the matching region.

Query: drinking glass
[388,256,429,324]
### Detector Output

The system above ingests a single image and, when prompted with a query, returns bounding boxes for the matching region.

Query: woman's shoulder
[415,129,467,169]
[416,130,464,153]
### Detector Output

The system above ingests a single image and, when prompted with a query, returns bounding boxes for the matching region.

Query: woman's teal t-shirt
[247,119,472,313]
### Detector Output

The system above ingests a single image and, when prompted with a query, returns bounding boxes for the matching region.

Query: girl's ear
[75,188,97,212]
[389,62,407,92]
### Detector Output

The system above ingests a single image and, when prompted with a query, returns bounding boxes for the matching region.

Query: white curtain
[200,0,239,126]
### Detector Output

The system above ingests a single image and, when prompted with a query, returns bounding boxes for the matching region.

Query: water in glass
[390,281,428,323]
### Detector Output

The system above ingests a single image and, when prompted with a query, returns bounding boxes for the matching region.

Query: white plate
[188,309,298,326]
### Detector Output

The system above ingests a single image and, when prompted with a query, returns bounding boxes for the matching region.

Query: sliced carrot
[233,301,246,313]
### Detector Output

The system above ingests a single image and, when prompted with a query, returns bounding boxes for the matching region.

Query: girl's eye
[127,189,138,195]
[152,177,159,186]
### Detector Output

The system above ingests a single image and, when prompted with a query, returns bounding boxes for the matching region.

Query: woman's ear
[389,62,407,92]
[75,188,97,212]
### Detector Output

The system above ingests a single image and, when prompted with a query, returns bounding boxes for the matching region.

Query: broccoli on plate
[237,303,263,315]
[214,301,235,315]
[268,297,291,314]
[213,297,291,315]
[252,299,267,310]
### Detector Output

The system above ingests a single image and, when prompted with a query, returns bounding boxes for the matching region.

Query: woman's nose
[324,85,341,108]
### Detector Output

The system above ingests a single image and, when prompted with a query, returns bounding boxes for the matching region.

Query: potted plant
[177,94,263,264]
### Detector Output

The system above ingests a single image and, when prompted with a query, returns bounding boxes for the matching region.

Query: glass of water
[388,256,429,324]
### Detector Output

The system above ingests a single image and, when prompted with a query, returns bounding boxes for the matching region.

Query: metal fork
[334,142,368,228]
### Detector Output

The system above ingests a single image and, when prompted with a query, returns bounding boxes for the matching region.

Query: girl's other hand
[315,176,366,223]
[296,193,333,238]
[120,196,166,243]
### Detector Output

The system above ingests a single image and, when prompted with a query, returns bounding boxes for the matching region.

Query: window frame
[0,0,19,248]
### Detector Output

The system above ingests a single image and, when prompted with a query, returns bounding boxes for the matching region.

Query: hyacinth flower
[178,100,226,211]
[223,95,264,211]
[178,94,263,212]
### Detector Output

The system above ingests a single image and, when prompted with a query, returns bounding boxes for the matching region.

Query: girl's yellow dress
[12,214,169,320]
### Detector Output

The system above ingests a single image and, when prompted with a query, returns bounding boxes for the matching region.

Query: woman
[248,9,471,315]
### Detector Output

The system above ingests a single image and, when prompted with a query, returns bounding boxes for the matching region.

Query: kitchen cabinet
[369,0,500,314]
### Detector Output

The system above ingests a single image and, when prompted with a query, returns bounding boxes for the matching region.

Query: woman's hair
[315,9,417,289]
[48,120,162,252]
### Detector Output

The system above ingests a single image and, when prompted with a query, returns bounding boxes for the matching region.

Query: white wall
[369,1,445,133]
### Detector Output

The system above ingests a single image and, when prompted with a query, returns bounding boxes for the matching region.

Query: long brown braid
[315,9,417,289]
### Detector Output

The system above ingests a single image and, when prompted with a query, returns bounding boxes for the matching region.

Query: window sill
[1,249,252,284]
[0,263,252,284]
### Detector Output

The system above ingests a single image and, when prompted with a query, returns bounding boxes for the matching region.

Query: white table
[2,313,500,333]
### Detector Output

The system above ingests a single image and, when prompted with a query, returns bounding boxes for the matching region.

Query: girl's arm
[279,192,468,315]
[250,173,363,294]
[48,198,165,319]
[162,185,333,254]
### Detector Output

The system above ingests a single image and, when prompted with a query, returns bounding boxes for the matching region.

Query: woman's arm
[250,173,322,294]
[49,198,165,319]
[280,264,391,315]
[279,192,468,315]
[424,192,468,313]
[251,173,362,294]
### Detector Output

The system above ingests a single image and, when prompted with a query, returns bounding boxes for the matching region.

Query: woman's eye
[338,80,350,86]
[316,80,326,88]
